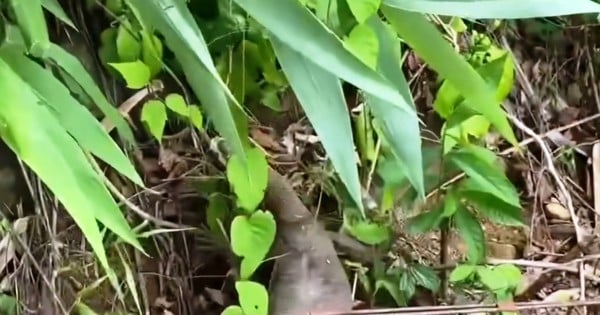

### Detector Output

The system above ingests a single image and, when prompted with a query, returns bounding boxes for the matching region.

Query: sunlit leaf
[140,100,167,142]
[41,0,77,30]
[231,212,276,278]
[8,0,49,56]
[226,148,269,212]
[383,0,600,19]
[108,60,151,89]
[344,23,378,69]
[116,22,142,62]
[382,9,518,147]
[347,0,381,23]
[236,281,269,315]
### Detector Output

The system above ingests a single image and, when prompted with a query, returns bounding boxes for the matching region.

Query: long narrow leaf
[8,0,50,56]
[0,58,138,295]
[126,0,248,159]
[271,37,363,213]
[0,46,143,187]
[232,0,416,116]
[383,0,600,19]
[42,44,137,147]
[382,9,518,147]
[41,0,77,30]
[365,17,424,198]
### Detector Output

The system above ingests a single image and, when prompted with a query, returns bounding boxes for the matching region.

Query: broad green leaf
[227,148,268,212]
[0,47,143,187]
[449,264,476,282]
[189,105,204,131]
[383,0,600,19]
[443,115,490,154]
[8,0,49,56]
[406,206,444,235]
[271,37,363,213]
[344,23,378,69]
[108,60,151,89]
[232,0,417,116]
[231,212,276,279]
[41,0,77,30]
[116,22,142,62]
[449,147,520,208]
[347,0,381,23]
[366,17,424,198]
[459,183,524,227]
[236,281,269,315]
[221,306,243,315]
[343,212,389,245]
[382,9,518,147]
[0,58,139,295]
[411,265,440,292]
[494,264,522,288]
[42,43,136,146]
[455,206,485,263]
[141,100,167,142]
[127,0,248,160]
[0,294,17,315]
[74,303,100,315]
[165,93,189,116]
[477,266,508,292]
[442,191,459,217]
[399,271,416,298]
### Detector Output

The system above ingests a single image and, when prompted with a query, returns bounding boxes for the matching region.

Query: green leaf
[477,266,508,292]
[366,17,424,198]
[399,271,416,298]
[221,306,243,315]
[442,190,459,217]
[449,146,520,208]
[406,206,444,235]
[0,46,143,188]
[455,206,485,263]
[189,105,204,131]
[140,100,167,142]
[231,211,276,278]
[165,93,189,116]
[108,60,151,89]
[41,0,77,30]
[449,264,476,282]
[127,0,248,160]
[344,23,378,69]
[271,37,363,214]
[411,265,440,292]
[375,278,406,306]
[459,184,524,227]
[0,58,139,296]
[232,0,417,116]
[236,281,269,315]
[140,30,163,77]
[8,0,49,56]
[382,9,518,147]
[227,148,268,212]
[207,193,229,234]
[343,212,390,245]
[346,0,381,23]
[494,264,522,288]
[42,44,136,146]
[383,0,600,19]
[116,22,142,62]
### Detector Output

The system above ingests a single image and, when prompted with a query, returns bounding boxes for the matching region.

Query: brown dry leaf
[159,147,188,179]
[545,202,570,220]
[250,126,285,153]
[154,296,174,309]
[543,288,580,303]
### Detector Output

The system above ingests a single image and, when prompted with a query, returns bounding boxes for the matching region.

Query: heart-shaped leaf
[236,281,269,315]
[231,211,276,278]
[108,60,151,89]
[344,23,379,69]
[221,306,243,315]
[140,99,167,142]
[189,105,204,131]
[347,0,381,23]
[449,264,476,283]
[165,93,189,117]
[227,147,269,212]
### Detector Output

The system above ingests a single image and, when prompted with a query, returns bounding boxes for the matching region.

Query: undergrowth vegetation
[0,0,599,314]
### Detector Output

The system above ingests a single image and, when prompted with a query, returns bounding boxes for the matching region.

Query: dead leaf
[250,126,285,153]
[543,288,580,302]
[545,202,570,220]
